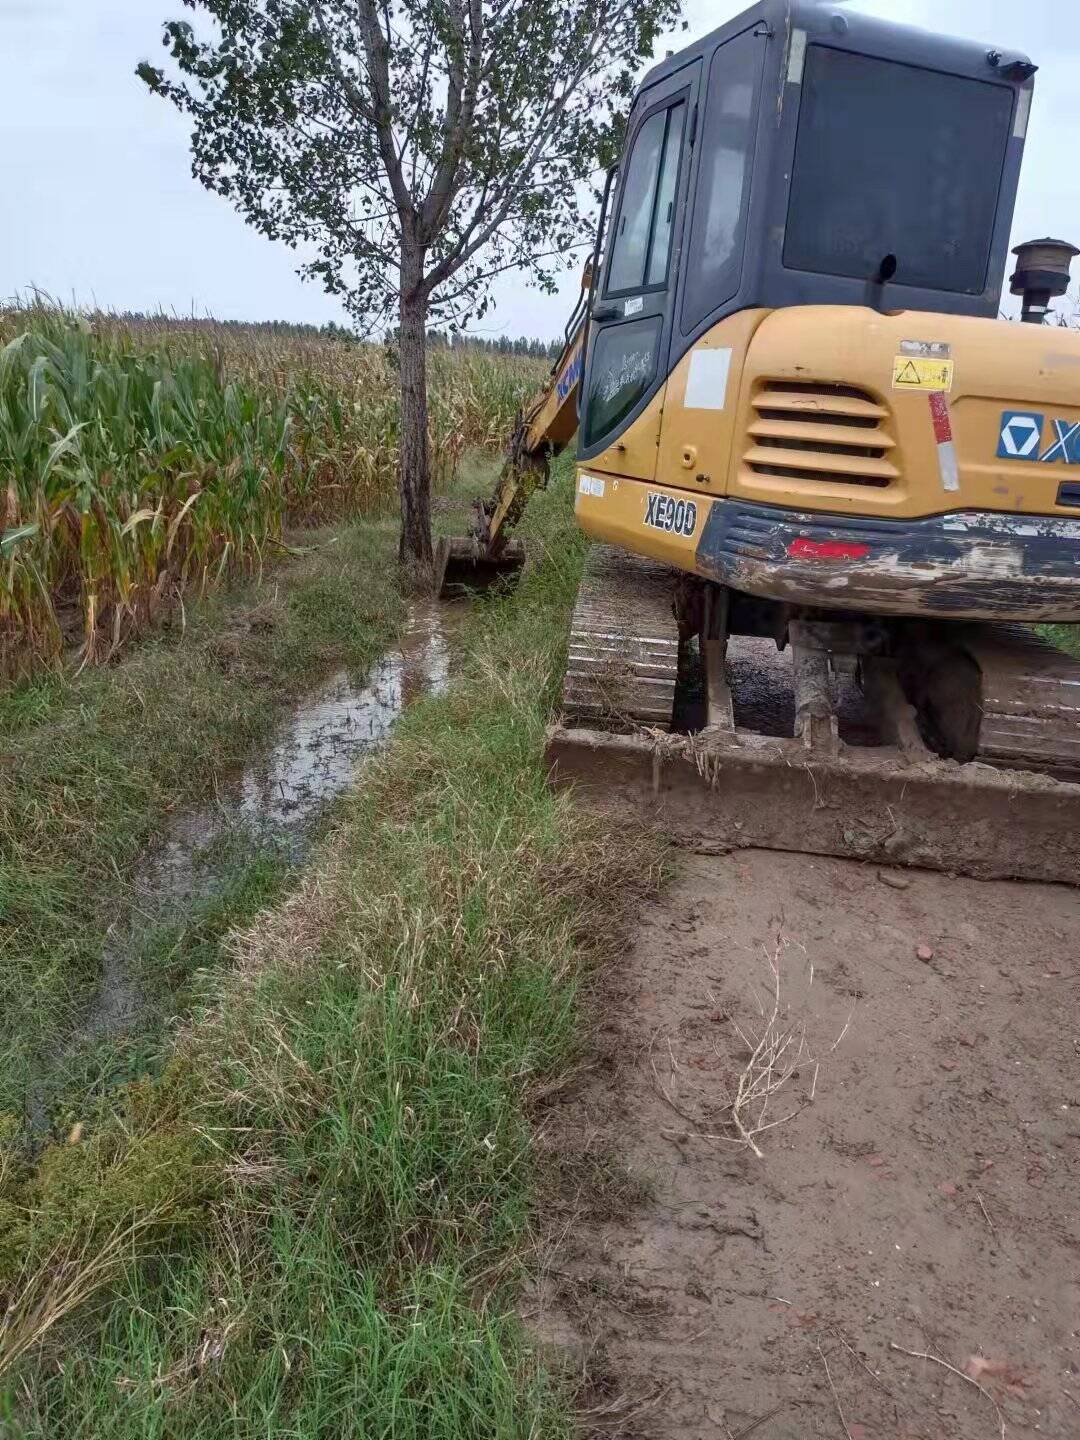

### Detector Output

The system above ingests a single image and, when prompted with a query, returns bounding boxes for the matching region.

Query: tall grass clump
[0,305,544,677]
[0,464,663,1437]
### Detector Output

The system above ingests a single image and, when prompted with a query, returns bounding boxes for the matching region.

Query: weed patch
[1,520,403,1122]
[1039,622,1080,659]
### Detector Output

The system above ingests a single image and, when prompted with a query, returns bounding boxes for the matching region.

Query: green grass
[1040,622,1080,659]
[44,841,292,1136]
[0,459,661,1436]
[0,517,405,1123]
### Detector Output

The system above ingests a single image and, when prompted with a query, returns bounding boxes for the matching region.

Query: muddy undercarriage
[548,545,1080,884]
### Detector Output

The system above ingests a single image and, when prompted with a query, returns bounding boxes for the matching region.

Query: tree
[138,0,682,584]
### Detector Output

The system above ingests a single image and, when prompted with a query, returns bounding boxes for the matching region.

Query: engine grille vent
[746,382,897,488]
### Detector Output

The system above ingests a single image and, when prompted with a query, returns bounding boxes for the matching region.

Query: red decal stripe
[928,390,952,445]
[788,538,871,561]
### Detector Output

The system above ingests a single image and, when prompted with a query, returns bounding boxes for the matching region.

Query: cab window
[680,29,761,333]
[583,317,661,447]
[784,47,1014,293]
[607,102,686,295]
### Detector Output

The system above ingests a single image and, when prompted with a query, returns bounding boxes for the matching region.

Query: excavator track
[562,544,680,730]
[964,625,1080,778]
[548,560,1080,884]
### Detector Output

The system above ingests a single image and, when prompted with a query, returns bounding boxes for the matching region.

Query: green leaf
[1,523,40,555]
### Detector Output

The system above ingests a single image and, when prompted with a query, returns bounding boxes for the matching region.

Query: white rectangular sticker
[623,295,644,317]
[1013,87,1032,139]
[684,348,731,411]
[578,474,605,498]
[787,28,807,85]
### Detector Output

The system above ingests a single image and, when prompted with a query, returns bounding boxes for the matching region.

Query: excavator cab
[443,1,1058,602]
[580,2,1033,478]
[574,0,1063,582]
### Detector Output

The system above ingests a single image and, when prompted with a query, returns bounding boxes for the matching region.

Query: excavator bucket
[434,535,526,599]
[435,456,541,599]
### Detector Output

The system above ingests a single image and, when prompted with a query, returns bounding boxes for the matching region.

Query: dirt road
[534,850,1080,1438]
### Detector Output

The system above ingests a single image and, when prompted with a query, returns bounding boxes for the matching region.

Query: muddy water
[240,600,453,832]
[37,601,460,1109]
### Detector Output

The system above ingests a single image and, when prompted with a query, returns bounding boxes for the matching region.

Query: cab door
[580,62,700,472]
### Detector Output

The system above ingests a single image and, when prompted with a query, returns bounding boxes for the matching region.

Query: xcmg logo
[556,352,582,402]
[998,411,1080,464]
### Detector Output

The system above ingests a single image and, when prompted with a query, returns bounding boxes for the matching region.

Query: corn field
[0,306,545,676]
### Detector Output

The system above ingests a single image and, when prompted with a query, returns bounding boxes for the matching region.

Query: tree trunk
[397,251,434,589]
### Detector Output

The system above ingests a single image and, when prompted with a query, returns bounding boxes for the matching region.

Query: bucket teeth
[562,545,680,730]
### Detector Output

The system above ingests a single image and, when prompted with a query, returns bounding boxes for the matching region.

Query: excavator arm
[435,298,587,596]
[434,160,617,597]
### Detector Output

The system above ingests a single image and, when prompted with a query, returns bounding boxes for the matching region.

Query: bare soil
[532,849,1080,1438]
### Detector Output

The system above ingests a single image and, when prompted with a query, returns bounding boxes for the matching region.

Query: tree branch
[418,0,482,241]
[421,22,609,296]
[313,0,414,223]
[432,242,589,306]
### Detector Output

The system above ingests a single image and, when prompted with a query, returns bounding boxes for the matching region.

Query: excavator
[436,0,1080,885]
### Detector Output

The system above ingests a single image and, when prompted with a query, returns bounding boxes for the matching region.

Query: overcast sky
[2,0,1076,339]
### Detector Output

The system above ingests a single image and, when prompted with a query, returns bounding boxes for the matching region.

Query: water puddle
[32,600,462,1117]
[239,600,452,832]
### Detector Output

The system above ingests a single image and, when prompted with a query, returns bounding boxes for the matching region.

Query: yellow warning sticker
[892,355,954,392]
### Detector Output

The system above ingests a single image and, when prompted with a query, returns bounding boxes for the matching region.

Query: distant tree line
[246,319,563,356]
[249,316,565,357]
[425,329,563,359]
[100,313,562,355]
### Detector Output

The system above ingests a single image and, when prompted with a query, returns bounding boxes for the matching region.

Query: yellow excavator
[438,0,1080,885]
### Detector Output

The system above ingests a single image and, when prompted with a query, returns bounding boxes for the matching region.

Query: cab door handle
[591,303,620,322]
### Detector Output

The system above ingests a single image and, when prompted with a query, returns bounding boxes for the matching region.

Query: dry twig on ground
[651,932,846,1156]
[817,1341,854,1439]
[888,1341,1006,1440]
[728,938,810,1157]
